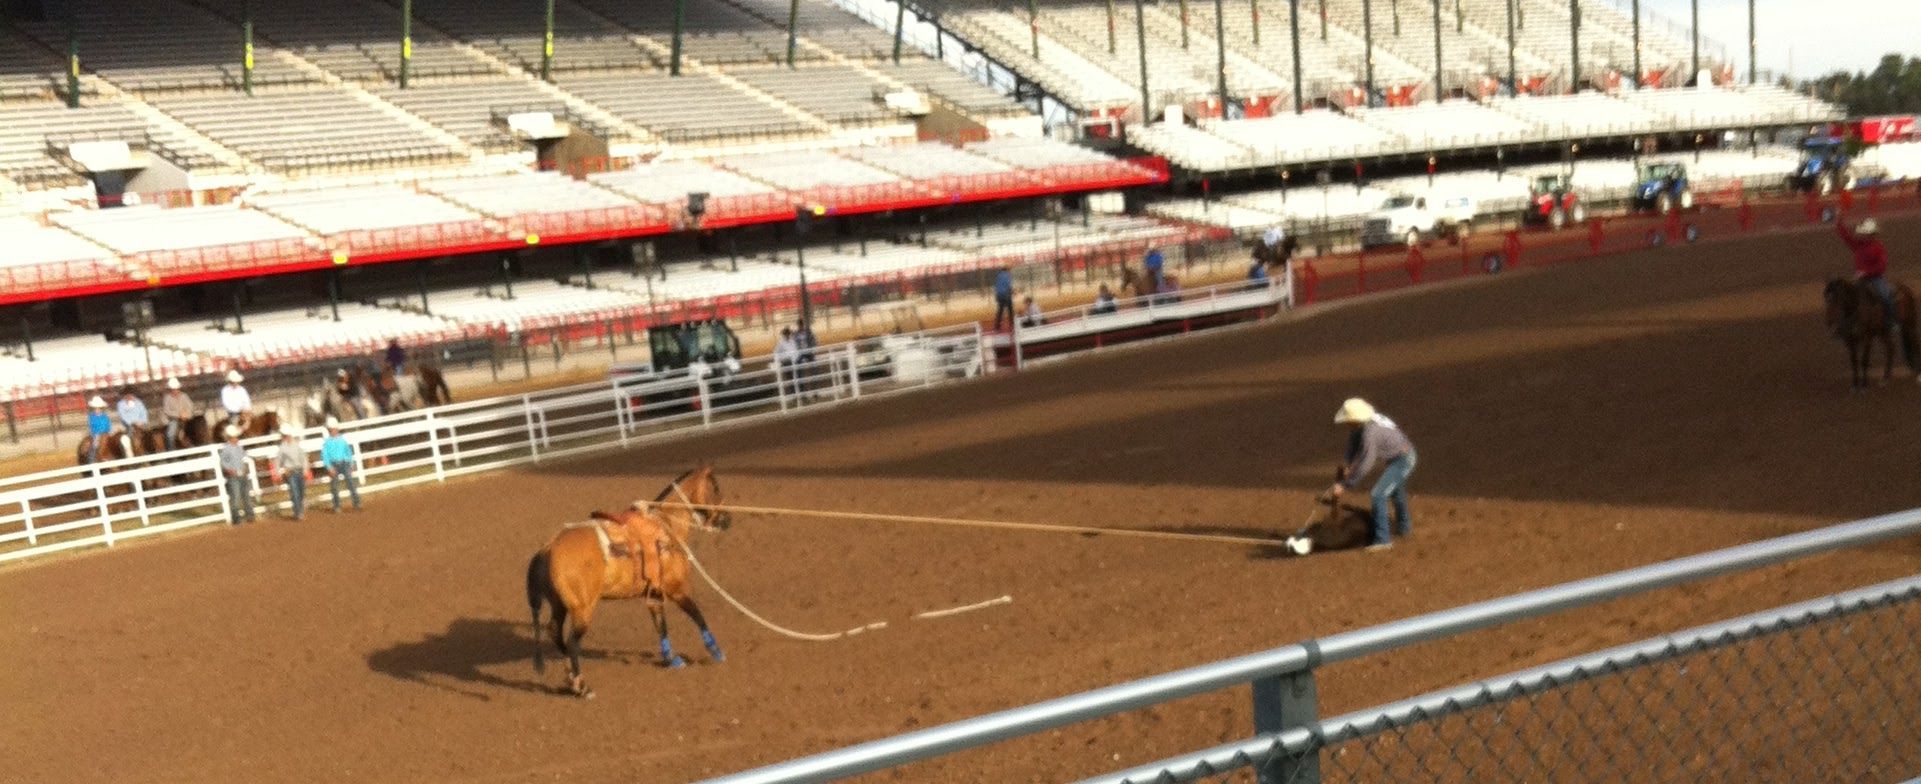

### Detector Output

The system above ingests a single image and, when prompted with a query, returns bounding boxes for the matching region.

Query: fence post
[698,376,713,427]
[522,396,541,463]
[92,466,115,546]
[1011,318,1025,371]
[846,345,861,399]
[21,499,37,546]
[131,471,151,527]
[775,366,790,411]
[425,412,446,483]
[1251,665,1321,784]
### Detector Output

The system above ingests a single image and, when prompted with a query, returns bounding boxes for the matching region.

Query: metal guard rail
[697,506,1921,784]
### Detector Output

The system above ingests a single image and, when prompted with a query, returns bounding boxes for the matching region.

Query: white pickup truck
[1360,193,1478,247]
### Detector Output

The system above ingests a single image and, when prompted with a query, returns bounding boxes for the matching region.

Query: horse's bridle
[665,479,724,533]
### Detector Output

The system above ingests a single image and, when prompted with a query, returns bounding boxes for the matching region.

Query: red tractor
[1523,173,1585,229]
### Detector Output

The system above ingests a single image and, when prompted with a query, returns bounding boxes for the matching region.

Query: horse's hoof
[708,649,726,664]
[577,688,596,700]
[665,655,687,669]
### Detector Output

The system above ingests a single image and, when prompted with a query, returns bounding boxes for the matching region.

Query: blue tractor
[1790,137,1854,195]
[1632,161,1692,214]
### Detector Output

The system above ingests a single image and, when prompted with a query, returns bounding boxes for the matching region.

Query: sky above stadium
[1643,0,1921,78]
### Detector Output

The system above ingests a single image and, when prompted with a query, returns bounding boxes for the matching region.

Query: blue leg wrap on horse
[701,629,725,661]
[660,640,686,668]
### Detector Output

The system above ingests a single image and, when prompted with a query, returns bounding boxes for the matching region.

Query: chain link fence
[1100,577,1921,784]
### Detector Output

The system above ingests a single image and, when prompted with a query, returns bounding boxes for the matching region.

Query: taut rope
[649,501,1284,548]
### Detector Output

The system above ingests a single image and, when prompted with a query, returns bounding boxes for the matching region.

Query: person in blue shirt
[320,418,363,513]
[85,396,115,464]
[1144,249,1166,293]
[1247,258,1269,284]
[993,267,1015,330]
[115,389,150,434]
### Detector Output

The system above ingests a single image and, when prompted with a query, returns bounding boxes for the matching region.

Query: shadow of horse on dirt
[366,617,631,701]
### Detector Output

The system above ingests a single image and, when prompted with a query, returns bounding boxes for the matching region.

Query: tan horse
[525,465,733,698]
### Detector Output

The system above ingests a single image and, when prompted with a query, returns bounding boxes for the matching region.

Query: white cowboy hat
[166,377,181,390]
[226,370,244,383]
[324,416,341,430]
[88,395,107,408]
[336,368,350,377]
[1263,227,1284,247]
[223,425,241,439]
[279,424,300,438]
[1858,218,1879,235]
[1334,397,1376,425]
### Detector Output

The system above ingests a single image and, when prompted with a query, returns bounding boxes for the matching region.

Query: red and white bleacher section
[1147,147,1807,231]
[1130,84,1842,172]
[0,138,1165,305]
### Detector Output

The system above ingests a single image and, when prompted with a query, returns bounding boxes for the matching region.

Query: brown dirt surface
[4,217,1921,783]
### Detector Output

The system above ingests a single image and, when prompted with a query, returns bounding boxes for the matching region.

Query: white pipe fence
[0,323,990,564]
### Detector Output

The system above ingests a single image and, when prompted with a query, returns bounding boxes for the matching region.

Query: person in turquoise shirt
[320,417,362,513]
[85,395,115,464]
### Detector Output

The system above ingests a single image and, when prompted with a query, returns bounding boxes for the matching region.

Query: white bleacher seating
[559,73,815,142]
[1487,92,1672,138]
[1127,122,1257,172]
[878,59,1028,118]
[17,0,315,93]
[407,0,658,74]
[244,186,490,247]
[965,136,1115,169]
[731,65,906,127]
[149,90,464,172]
[420,172,640,219]
[0,217,128,294]
[372,79,572,151]
[716,150,901,191]
[50,205,317,276]
[1201,110,1403,166]
[591,160,777,205]
[1355,100,1539,148]
[596,258,821,303]
[145,303,469,365]
[571,0,795,65]
[410,279,652,332]
[840,142,1015,179]
[0,334,208,400]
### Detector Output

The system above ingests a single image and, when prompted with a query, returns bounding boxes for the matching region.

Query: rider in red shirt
[1838,217,1896,321]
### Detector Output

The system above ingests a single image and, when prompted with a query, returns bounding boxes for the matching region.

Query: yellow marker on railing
[525,233,541,245]
[332,250,349,266]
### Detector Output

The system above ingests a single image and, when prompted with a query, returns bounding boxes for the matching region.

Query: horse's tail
[526,550,552,675]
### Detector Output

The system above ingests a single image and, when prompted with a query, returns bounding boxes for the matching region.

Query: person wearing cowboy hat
[160,377,194,450]
[220,369,253,432]
[115,387,149,436]
[269,424,313,520]
[1328,398,1418,552]
[1837,217,1900,339]
[85,395,115,464]
[218,424,257,525]
[320,417,362,513]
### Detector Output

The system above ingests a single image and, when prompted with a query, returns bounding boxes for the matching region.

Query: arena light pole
[1747,0,1756,84]
[1214,0,1230,117]
[786,0,800,66]
[242,0,254,96]
[540,0,555,81]
[1029,0,1041,58]
[1690,0,1700,83]
[671,0,686,75]
[64,6,78,109]
[892,0,905,64]
[1289,0,1304,114]
[1250,0,1260,46]
[1631,0,1641,87]
[793,205,821,328]
[1107,0,1118,54]
[1361,0,1374,106]
[399,0,413,89]
[1135,0,1151,121]
[1319,0,1327,39]
[1179,0,1190,49]
[1430,0,1442,101]
[1505,0,1517,95]
[1568,0,1580,93]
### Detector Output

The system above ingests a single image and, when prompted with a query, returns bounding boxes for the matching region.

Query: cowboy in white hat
[1329,397,1418,552]
[270,424,312,521]
[220,369,253,432]
[218,423,257,525]
[320,416,362,513]
[160,377,195,450]
[85,395,115,464]
[1837,216,1901,339]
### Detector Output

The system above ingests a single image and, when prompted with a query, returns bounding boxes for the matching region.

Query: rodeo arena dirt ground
[5,211,1921,783]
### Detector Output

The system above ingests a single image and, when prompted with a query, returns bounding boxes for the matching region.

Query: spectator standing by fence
[1092,284,1118,315]
[795,322,818,398]
[1021,296,1044,327]
[1144,249,1166,293]
[161,378,193,450]
[85,396,113,464]
[219,425,256,525]
[774,327,801,399]
[321,418,362,513]
[1328,398,1417,552]
[271,425,311,521]
[993,267,1016,330]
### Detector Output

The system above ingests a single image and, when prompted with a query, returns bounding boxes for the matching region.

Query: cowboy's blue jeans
[1370,450,1418,544]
